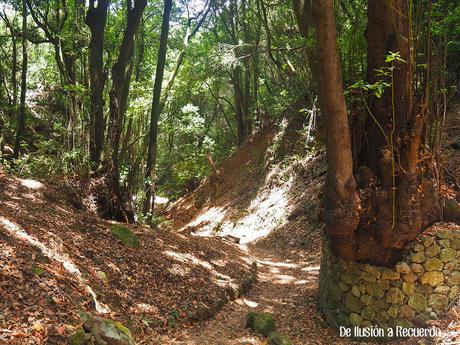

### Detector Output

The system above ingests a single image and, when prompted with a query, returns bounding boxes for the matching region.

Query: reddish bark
[293,0,440,265]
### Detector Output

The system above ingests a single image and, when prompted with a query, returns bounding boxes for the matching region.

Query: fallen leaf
[56,324,67,335]
[13,332,29,338]
[33,321,44,332]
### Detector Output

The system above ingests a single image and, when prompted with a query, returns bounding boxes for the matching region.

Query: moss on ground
[111,224,141,248]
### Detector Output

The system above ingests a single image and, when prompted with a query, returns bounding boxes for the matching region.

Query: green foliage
[8,145,90,180]
[384,51,406,64]
[348,51,405,99]
[349,80,391,99]
[0,0,457,223]
[97,271,108,284]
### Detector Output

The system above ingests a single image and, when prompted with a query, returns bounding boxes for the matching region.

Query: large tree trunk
[143,0,173,218]
[352,0,440,265]
[13,0,28,159]
[294,0,359,260]
[86,0,109,166]
[314,0,361,261]
[293,0,440,266]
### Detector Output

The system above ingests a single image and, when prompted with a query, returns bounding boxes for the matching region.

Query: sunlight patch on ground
[131,303,160,314]
[294,279,309,285]
[164,250,213,270]
[19,178,43,190]
[168,263,191,276]
[0,216,111,314]
[271,274,302,284]
[180,206,227,233]
[236,298,258,308]
[269,267,280,274]
[211,259,227,267]
[301,265,320,272]
[86,286,111,313]
[188,182,291,244]
[163,250,237,288]
[256,258,301,269]
[222,185,290,244]
[214,274,233,288]
[234,337,260,344]
[0,217,81,277]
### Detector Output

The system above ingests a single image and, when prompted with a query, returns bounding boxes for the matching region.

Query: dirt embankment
[165,97,324,256]
[0,173,256,344]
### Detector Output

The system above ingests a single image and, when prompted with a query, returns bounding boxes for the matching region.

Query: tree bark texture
[293,0,440,265]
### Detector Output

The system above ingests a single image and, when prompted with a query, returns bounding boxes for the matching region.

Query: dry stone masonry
[319,225,460,338]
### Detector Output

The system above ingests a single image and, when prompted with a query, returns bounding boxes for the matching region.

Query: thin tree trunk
[0,12,19,109]
[134,17,145,82]
[143,0,173,217]
[159,5,210,112]
[86,0,109,166]
[312,0,359,260]
[108,0,146,174]
[232,68,246,146]
[258,0,282,69]
[13,0,28,159]
[10,28,17,108]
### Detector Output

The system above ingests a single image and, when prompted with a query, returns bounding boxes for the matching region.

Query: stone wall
[318,225,460,333]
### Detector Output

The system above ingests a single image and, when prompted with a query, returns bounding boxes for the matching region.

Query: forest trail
[161,105,460,345]
[0,109,335,345]
[167,246,341,345]
[159,112,360,344]
[0,106,349,345]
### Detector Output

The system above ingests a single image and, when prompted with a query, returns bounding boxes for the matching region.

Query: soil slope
[0,173,255,344]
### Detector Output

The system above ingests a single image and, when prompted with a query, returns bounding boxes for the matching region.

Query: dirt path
[164,246,355,345]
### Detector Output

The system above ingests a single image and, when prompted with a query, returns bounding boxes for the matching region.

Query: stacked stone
[319,228,460,333]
